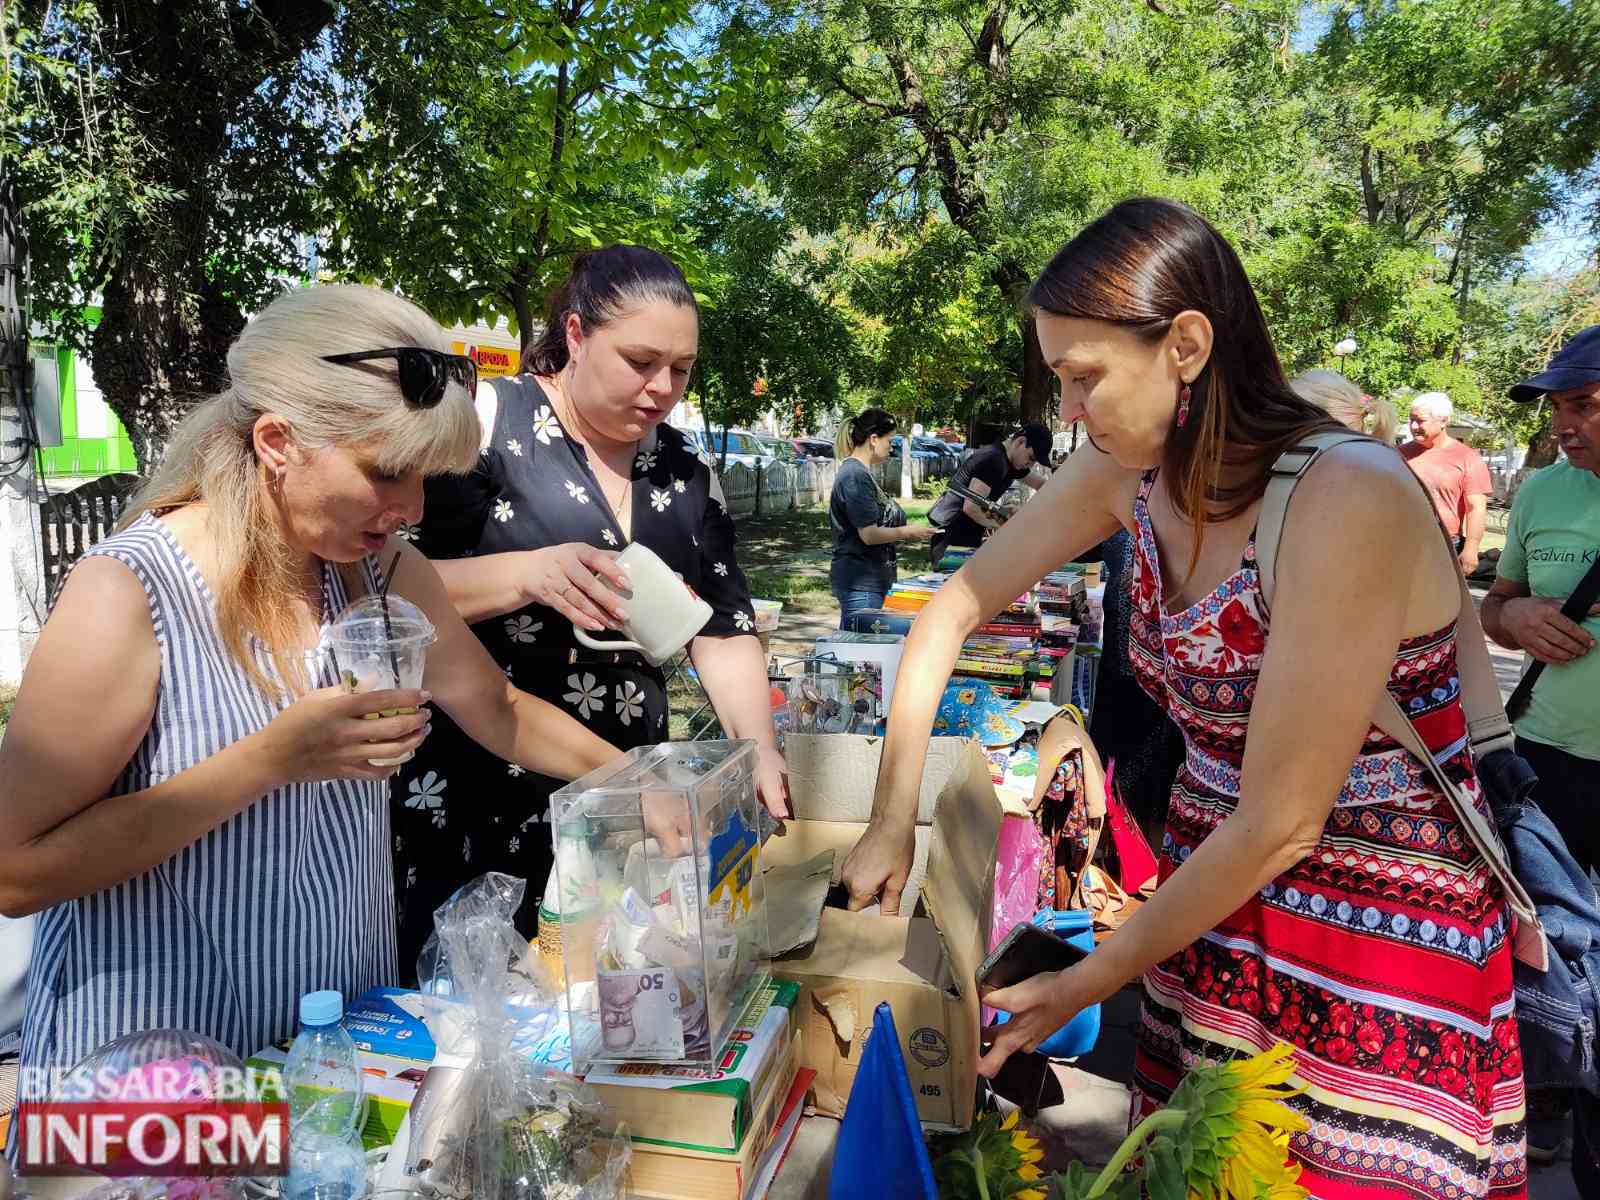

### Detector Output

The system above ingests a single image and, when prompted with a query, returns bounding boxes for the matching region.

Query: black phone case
[977,921,1089,991]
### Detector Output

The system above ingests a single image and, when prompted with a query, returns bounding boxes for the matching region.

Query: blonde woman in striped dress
[0,285,622,1155]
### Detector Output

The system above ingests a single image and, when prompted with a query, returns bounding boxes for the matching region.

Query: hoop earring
[1177,383,1192,428]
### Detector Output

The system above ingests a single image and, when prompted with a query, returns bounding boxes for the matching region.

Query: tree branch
[1359,144,1383,225]
[829,70,911,118]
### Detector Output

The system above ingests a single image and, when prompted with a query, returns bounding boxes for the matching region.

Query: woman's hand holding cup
[522,543,633,632]
[259,686,432,783]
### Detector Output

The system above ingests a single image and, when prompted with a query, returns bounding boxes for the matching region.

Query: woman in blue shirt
[828,409,934,629]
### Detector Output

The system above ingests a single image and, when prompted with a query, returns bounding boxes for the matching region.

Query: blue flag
[829,1003,938,1200]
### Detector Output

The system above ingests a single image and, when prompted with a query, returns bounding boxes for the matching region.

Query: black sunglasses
[321,347,478,409]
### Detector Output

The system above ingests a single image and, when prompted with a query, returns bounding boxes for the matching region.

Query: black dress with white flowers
[389,375,756,978]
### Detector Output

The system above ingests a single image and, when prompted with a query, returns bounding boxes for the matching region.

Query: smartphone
[976,921,1089,992]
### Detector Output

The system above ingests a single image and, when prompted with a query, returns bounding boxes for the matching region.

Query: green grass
[666,496,937,738]
[0,682,15,745]
[735,498,936,612]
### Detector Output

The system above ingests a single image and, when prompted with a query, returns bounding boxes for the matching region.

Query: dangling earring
[1177,383,1192,428]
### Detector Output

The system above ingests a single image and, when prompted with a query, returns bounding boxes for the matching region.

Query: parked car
[754,434,800,465]
[913,435,960,466]
[686,428,778,470]
[792,437,835,460]
[889,435,941,464]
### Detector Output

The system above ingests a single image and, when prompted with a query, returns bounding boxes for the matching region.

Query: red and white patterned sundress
[1126,471,1527,1199]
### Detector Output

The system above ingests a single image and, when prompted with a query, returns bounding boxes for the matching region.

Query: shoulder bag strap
[1505,552,1600,720]
[1257,431,1547,970]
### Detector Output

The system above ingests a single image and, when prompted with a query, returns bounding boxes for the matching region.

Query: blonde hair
[1290,369,1396,443]
[121,284,480,698]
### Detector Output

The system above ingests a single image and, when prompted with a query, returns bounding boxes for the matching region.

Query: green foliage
[841,222,1011,431]
[8,0,336,464]
[680,179,858,440]
[320,0,777,345]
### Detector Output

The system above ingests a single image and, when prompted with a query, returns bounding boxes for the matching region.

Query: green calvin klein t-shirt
[1496,459,1600,761]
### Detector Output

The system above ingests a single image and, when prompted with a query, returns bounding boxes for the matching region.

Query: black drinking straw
[380,550,404,686]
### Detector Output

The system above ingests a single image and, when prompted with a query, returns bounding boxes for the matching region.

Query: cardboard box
[765,734,1003,1132]
[586,978,798,1153]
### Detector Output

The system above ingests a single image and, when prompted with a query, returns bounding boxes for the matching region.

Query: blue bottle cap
[299,989,344,1027]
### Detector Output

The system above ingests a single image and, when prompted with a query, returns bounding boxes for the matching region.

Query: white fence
[717,453,951,518]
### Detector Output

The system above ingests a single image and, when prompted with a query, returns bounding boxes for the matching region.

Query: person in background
[1402,391,1492,572]
[829,408,935,629]
[1291,368,1397,443]
[842,198,1525,1197]
[0,286,622,1145]
[393,246,786,977]
[926,423,1052,568]
[1480,325,1600,1172]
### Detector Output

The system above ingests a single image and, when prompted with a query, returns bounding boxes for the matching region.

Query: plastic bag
[406,873,629,1200]
[24,1029,252,1200]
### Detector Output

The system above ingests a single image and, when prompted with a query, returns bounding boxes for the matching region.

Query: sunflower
[931,1107,1048,1200]
[1039,1042,1309,1200]
[1002,1109,1048,1200]
[1184,1042,1309,1200]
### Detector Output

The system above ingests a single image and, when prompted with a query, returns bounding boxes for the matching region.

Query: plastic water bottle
[283,989,368,1200]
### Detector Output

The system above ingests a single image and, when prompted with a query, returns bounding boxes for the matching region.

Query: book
[246,1042,429,1150]
[584,978,798,1154]
[624,1037,801,1200]
[743,1069,816,1200]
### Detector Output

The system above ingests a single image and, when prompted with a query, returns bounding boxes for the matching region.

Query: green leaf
[1144,1139,1187,1200]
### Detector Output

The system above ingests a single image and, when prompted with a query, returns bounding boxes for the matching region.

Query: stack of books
[882,574,945,615]
[593,979,807,1200]
[954,630,1039,699]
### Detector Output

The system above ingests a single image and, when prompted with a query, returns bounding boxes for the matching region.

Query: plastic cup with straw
[327,553,436,765]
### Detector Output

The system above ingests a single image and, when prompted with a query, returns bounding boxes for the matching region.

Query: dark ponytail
[835,407,897,458]
[524,245,698,375]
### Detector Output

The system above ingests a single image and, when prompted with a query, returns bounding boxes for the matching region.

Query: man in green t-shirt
[1482,324,1600,878]
[1482,325,1600,1165]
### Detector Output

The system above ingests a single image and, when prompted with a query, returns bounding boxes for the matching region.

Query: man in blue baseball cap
[1480,324,1600,1166]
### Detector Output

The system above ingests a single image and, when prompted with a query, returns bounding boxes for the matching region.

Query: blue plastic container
[989,909,1101,1059]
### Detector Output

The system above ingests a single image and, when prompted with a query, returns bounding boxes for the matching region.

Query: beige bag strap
[1255,431,1547,970]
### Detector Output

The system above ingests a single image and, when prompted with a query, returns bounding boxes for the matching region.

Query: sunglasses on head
[321,347,478,409]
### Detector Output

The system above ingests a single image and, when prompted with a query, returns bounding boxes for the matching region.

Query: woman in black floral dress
[391,247,787,975]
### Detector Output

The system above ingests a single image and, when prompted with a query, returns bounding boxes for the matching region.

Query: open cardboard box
[764,733,1003,1131]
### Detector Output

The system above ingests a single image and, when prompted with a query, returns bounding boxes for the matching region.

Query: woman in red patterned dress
[841,198,1526,1198]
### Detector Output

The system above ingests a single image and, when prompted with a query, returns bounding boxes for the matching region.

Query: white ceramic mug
[572,542,714,666]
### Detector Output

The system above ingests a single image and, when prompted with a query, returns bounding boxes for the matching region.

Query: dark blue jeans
[834,587,887,631]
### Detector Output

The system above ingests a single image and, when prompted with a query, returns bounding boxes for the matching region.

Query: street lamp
[1334,336,1358,373]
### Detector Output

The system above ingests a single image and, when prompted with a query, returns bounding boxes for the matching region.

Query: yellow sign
[451,341,520,378]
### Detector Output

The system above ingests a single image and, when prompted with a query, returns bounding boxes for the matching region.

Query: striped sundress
[1126,473,1527,1198]
[7,513,396,1156]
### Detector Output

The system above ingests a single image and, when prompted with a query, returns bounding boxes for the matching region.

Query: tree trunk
[900,405,915,501]
[511,277,536,355]
[93,256,244,472]
[1525,408,1560,469]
